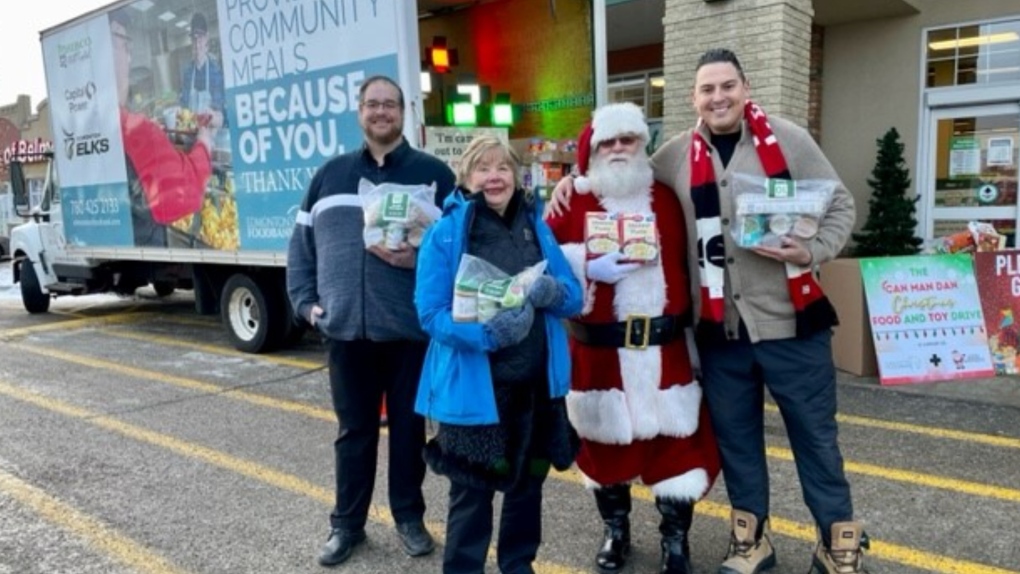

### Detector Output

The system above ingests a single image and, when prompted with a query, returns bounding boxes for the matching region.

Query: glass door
[927,103,1020,245]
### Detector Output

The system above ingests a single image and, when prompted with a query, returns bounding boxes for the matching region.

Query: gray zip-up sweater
[286,138,455,342]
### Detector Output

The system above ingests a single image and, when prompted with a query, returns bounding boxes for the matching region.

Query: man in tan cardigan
[549,48,867,574]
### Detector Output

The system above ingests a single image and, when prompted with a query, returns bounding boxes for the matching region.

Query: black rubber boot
[656,497,694,574]
[593,484,631,574]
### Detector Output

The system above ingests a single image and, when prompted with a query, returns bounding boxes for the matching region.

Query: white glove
[586,252,640,284]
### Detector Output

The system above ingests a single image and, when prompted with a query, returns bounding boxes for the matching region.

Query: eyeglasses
[597,135,639,149]
[361,100,401,111]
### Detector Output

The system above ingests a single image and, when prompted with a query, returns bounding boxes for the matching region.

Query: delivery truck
[7,0,424,352]
[9,0,614,352]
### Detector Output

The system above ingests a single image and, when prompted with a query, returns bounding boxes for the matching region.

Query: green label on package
[381,192,411,221]
[478,278,525,308]
[766,179,796,200]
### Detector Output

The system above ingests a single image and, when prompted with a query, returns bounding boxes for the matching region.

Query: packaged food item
[731,175,836,248]
[923,221,1005,254]
[584,212,660,263]
[970,221,1005,252]
[452,254,547,322]
[359,179,442,250]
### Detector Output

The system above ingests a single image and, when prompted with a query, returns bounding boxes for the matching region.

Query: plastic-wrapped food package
[730,174,836,248]
[359,179,442,250]
[452,254,547,322]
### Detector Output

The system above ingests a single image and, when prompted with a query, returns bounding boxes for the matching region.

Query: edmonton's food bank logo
[58,35,92,68]
[62,128,110,160]
[66,81,97,114]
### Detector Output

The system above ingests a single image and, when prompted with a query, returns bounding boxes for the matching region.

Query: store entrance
[926,103,1020,245]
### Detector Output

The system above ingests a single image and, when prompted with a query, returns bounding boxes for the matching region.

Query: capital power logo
[61,128,110,161]
[66,81,98,114]
[57,35,93,68]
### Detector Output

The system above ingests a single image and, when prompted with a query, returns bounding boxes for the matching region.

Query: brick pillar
[662,0,814,137]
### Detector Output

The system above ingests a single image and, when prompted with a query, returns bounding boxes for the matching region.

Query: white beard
[588,151,654,204]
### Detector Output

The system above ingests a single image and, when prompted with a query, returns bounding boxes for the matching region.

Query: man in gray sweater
[651,49,865,574]
[287,75,455,568]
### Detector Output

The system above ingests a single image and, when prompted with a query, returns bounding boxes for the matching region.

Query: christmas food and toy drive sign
[860,254,994,385]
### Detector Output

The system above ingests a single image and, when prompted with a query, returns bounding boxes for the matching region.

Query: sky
[0,0,112,107]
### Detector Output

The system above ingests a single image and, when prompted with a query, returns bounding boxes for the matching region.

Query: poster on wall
[948,137,981,179]
[974,250,1020,374]
[424,127,508,174]
[987,137,1014,167]
[42,0,407,252]
[860,254,994,385]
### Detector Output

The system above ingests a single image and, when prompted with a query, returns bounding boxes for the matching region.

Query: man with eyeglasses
[287,75,455,568]
[110,8,213,247]
[545,102,720,574]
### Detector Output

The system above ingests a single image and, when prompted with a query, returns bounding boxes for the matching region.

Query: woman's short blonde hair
[456,136,522,190]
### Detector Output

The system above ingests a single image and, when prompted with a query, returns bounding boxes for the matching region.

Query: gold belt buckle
[624,314,652,349]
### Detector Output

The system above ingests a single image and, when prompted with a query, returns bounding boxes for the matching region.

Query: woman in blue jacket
[415,135,583,573]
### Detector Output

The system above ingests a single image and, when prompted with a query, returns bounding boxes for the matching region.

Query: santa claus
[545,102,720,574]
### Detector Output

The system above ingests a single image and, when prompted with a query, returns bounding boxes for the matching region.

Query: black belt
[567,313,688,349]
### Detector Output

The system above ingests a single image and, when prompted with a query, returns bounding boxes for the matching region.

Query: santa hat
[574,102,650,193]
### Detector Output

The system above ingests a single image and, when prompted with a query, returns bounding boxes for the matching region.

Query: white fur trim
[566,389,633,444]
[655,381,703,438]
[575,175,592,194]
[559,242,594,315]
[611,221,668,440]
[650,468,710,501]
[591,102,650,147]
[567,382,702,443]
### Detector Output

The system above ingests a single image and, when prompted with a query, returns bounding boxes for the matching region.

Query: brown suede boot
[810,522,869,574]
[718,509,776,574]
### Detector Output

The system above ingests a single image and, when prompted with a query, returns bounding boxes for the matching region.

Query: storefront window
[926,19,1020,87]
[608,72,664,121]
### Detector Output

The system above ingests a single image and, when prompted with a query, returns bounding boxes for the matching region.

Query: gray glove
[484,304,535,350]
[527,275,563,309]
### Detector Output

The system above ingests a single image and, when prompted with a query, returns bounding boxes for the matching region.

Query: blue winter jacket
[414,190,584,425]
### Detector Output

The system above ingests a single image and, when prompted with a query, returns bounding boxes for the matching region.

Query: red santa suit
[546,127,719,502]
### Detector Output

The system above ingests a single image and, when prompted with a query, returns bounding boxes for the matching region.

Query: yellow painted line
[766,446,1020,503]
[8,342,334,423]
[8,342,1020,573]
[0,467,191,574]
[0,381,580,574]
[0,312,151,340]
[765,403,1020,450]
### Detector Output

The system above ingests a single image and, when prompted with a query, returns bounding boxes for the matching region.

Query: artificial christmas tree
[851,127,923,257]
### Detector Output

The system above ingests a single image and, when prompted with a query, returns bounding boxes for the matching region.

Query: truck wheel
[20,260,51,314]
[152,281,176,297]
[221,274,283,353]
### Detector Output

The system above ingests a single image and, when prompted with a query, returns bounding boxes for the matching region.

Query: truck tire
[20,260,51,314]
[152,281,176,297]
[221,273,283,353]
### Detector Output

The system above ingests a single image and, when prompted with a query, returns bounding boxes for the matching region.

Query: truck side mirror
[9,160,30,217]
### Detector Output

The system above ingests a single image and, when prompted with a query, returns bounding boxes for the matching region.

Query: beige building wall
[662,0,814,137]
[821,0,1020,235]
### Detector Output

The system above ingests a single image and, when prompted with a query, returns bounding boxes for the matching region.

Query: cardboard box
[819,258,878,377]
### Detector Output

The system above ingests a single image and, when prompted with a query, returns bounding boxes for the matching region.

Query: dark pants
[443,473,547,574]
[327,339,427,531]
[700,328,852,545]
